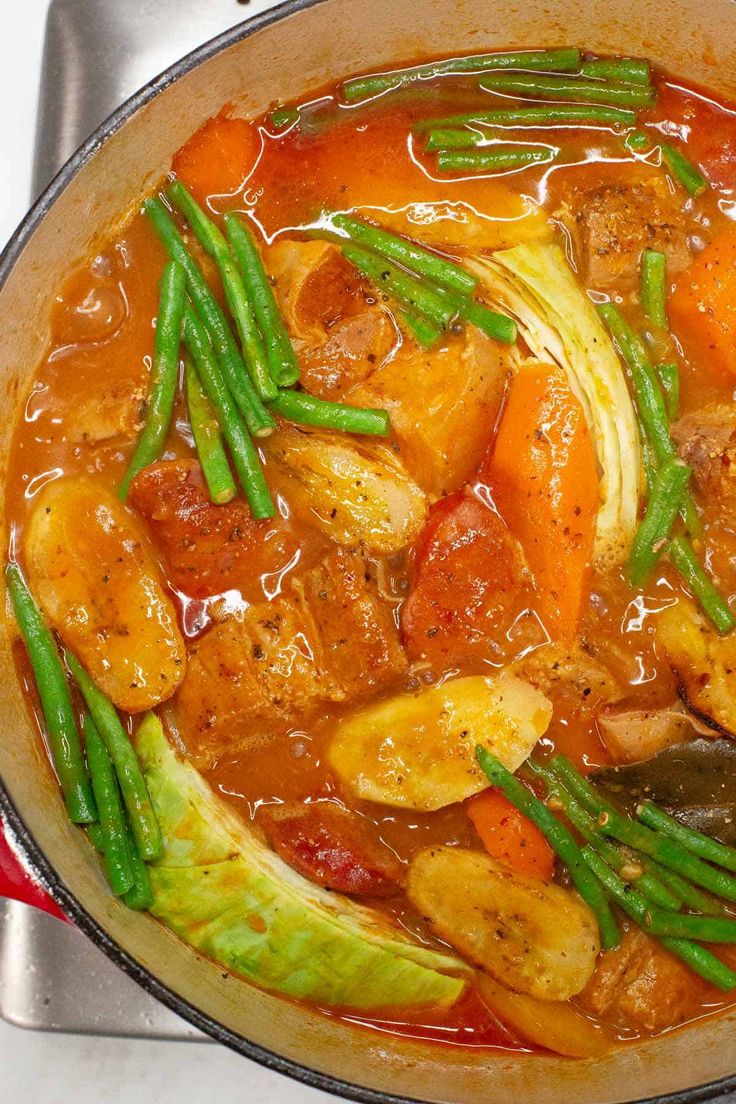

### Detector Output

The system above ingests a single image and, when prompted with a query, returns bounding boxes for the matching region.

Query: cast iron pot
[1,1,736,1100]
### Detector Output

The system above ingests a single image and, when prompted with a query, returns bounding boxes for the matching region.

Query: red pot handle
[0,812,67,922]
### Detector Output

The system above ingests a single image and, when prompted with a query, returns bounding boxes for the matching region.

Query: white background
[0,1,331,1101]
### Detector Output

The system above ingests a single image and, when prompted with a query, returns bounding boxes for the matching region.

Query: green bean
[5,564,96,824]
[65,652,162,862]
[436,146,555,174]
[647,908,736,942]
[399,310,443,348]
[580,57,651,85]
[527,761,682,910]
[86,823,105,854]
[476,748,620,949]
[144,198,275,436]
[628,458,691,588]
[642,435,657,495]
[639,801,736,873]
[426,129,489,151]
[651,863,732,918]
[224,214,301,387]
[625,130,650,152]
[668,535,736,635]
[640,249,667,330]
[661,143,708,197]
[479,73,657,108]
[431,283,517,343]
[122,815,155,911]
[330,212,477,296]
[659,937,736,992]
[119,260,185,500]
[597,302,700,537]
[166,182,277,401]
[341,243,457,330]
[183,301,275,519]
[268,105,299,130]
[184,358,236,505]
[658,362,680,420]
[83,714,134,896]
[416,103,637,132]
[270,390,389,436]
[341,48,583,102]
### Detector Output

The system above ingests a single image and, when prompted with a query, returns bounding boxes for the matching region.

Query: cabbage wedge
[135,713,466,1009]
[465,242,641,569]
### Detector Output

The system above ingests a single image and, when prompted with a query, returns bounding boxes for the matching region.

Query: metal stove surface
[1,0,278,1039]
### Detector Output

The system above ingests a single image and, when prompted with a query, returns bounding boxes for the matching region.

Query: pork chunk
[173,547,407,766]
[565,174,692,290]
[672,404,736,502]
[578,926,710,1033]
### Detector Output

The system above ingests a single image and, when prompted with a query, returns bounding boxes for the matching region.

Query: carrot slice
[483,363,598,640]
[669,226,736,376]
[467,789,555,881]
[172,110,258,205]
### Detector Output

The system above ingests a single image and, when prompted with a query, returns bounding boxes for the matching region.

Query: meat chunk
[260,802,403,896]
[128,460,322,601]
[66,377,145,446]
[565,173,692,289]
[578,926,710,1033]
[598,703,698,763]
[349,327,510,497]
[267,239,396,397]
[672,404,736,502]
[173,547,407,766]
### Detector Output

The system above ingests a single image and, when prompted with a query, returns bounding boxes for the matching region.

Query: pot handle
[0,813,67,922]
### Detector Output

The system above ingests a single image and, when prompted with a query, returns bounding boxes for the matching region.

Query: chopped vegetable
[658,362,680,420]
[436,147,556,173]
[341,48,583,102]
[640,249,668,330]
[661,142,708,197]
[329,674,551,811]
[475,748,620,950]
[121,817,155,911]
[638,801,736,873]
[476,974,615,1057]
[270,389,389,436]
[137,712,466,1008]
[669,226,736,377]
[119,260,186,500]
[628,458,691,588]
[580,57,651,84]
[479,72,656,107]
[417,103,637,132]
[407,846,599,999]
[668,539,736,635]
[5,564,96,824]
[468,242,641,568]
[224,213,301,387]
[264,424,427,553]
[467,789,555,880]
[83,714,135,896]
[67,653,163,863]
[184,358,236,505]
[23,478,186,712]
[168,180,277,400]
[183,300,275,519]
[341,243,456,330]
[485,361,599,640]
[171,112,257,205]
[329,213,477,296]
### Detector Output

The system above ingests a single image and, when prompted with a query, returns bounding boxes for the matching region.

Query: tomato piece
[483,363,598,641]
[171,110,258,205]
[670,226,736,377]
[466,789,555,881]
[401,491,533,667]
[261,803,403,897]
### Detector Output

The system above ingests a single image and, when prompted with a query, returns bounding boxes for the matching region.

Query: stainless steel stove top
[1,0,278,1040]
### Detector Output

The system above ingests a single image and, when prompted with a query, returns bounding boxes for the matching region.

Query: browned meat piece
[512,643,622,715]
[267,239,396,397]
[129,460,326,601]
[672,404,736,502]
[260,802,403,896]
[173,547,407,766]
[598,703,699,763]
[564,173,693,289]
[578,926,710,1034]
